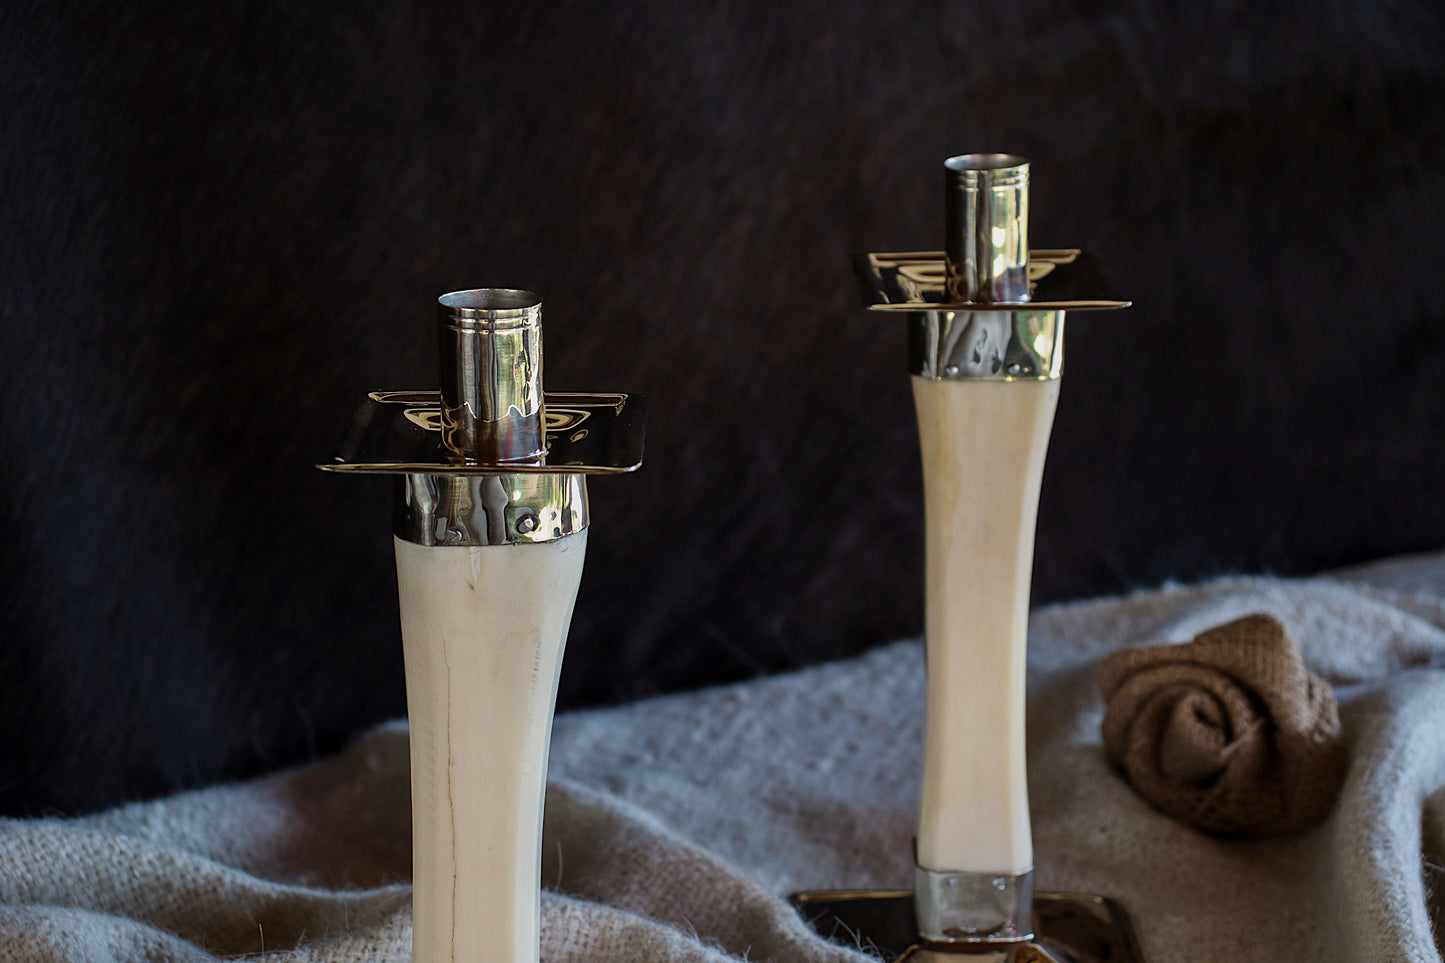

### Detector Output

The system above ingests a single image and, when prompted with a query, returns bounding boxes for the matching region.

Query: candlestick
[321,288,646,963]
[791,156,1142,962]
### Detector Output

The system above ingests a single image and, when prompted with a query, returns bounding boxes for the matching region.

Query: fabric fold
[0,554,1443,961]
[1099,613,1348,836]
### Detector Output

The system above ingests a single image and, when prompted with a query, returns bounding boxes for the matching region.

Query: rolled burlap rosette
[1099,613,1348,836]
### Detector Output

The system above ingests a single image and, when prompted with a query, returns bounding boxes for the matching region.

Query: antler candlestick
[790,156,1142,962]
[320,289,646,962]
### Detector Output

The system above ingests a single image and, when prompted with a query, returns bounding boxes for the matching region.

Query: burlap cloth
[3,550,1445,961]
[1100,613,1349,835]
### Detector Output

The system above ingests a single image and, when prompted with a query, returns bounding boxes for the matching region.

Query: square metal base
[789,888,1144,962]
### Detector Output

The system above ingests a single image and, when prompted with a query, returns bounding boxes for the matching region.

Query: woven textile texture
[1,550,1443,961]
[1100,613,1349,835]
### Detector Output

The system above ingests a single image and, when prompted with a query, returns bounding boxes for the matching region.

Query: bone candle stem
[397,532,587,963]
[913,374,1059,875]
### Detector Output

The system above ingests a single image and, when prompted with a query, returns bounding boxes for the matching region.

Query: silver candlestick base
[789,888,1143,962]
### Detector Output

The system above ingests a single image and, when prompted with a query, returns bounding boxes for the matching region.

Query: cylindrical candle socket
[944,154,1030,304]
[438,288,546,463]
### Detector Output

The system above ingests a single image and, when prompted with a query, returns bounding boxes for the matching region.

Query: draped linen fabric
[2,551,1443,962]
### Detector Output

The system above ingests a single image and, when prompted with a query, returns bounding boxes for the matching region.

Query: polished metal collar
[914,865,1035,945]
[909,309,1064,381]
[393,472,587,547]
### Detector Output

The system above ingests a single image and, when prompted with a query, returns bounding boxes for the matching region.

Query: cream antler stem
[397,510,585,962]
[913,374,1056,878]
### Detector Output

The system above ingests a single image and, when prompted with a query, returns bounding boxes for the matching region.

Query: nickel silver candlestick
[320,288,646,963]
[790,155,1143,963]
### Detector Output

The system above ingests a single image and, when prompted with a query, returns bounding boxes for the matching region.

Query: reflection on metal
[789,888,1144,963]
[915,865,1034,944]
[858,249,1130,313]
[394,472,588,547]
[320,391,646,475]
[437,288,547,463]
[319,288,647,545]
[945,154,1031,304]
[910,309,1063,381]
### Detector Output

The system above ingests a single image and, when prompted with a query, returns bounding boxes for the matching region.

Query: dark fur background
[2,0,1442,815]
